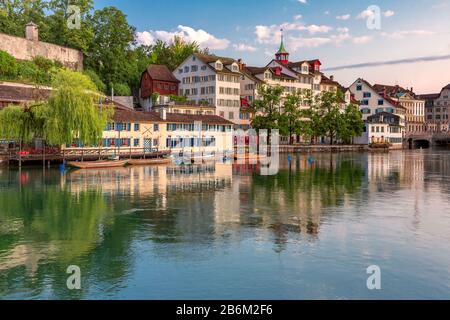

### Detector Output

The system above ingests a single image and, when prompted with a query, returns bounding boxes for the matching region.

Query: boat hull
[67,160,129,169]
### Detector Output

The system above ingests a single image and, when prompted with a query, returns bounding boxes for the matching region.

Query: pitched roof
[320,74,340,86]
[194,53,236,66]
[0,82,52,105]
[145,64,180,83]
[373,84,415,98]
[162,113,234,125]
[113,107,163,123]
[417,93,440,100]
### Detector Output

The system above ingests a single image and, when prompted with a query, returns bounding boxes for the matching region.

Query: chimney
[330,75,334,81]
[238,59,246,71]
[26,22,39,42]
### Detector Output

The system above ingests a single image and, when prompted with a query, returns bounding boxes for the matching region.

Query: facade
[174,53,242,124]
[0,23,83,70]
[418,93,440,132]
[140,64,180,111]
[350,78,406,147]
[373,84,425,134]
[65,107,234,155]
[151,104,215,116]
[366,112,404,148]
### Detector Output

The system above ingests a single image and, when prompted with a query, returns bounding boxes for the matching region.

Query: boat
[234,153,267,161]
[127,158,172,166]
[67,159,129,169]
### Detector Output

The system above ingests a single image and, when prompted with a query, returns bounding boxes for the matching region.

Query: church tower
[275,30,289,65]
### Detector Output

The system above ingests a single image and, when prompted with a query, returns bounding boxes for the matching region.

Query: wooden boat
[127,158,172,166]
[67,159,129,169]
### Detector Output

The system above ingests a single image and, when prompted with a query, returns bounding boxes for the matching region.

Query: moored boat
[67,159,129,169]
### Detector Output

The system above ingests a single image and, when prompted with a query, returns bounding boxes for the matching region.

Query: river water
[0,150,449,300]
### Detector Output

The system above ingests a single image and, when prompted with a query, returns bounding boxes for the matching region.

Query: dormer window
[215,61,223,70]
[231,63,239,72]
[264,72,272,79]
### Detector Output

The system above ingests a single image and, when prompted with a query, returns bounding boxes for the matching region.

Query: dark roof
[442,84,450,90]
[112,107,162,123]
[163,113,234,125]
[145,65,180,83]
[320,74,340,86]
[0,82,52,103]
[193,53,240,75]
[417,93,440,100]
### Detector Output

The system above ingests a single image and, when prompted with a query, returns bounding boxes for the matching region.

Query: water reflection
[1,150,450,299]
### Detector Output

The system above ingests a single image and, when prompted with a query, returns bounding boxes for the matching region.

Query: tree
[86,6,136,94]
[339,103,365,144]
[251,85,284,132]
[44,69,113,146]
[312,90,346,145]
[152,36,209,71]
[46,0,95,52]
[0,69,113,147]
[279,91,311,144]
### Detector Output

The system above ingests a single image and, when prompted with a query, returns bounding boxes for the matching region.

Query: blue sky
[94,0,450,93]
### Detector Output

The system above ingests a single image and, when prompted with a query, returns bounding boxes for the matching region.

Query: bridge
[405,132,450,149]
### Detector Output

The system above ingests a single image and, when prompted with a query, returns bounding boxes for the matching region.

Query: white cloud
[381,30,436,39]
[337,27,350,34]
[383,10,395,18]
[352,36,373,44]
[255,21,333,44]
[336,14,351,21]
[356,9,376,20]
[135,25,230,50]
[298,0,307,4]
[294,14,303,20]
[233,43,258,52]
[324,11,331,15]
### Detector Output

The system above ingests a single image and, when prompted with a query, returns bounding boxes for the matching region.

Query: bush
[0,50,18,78]
[111,83,131,96]
[84,69,107,93]
[17,61,38,82]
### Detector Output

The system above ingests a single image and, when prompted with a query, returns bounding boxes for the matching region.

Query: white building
[174,53,242,125]
[349,78,406,148]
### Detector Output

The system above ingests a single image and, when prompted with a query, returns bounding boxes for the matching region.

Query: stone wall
[0,32,83,71]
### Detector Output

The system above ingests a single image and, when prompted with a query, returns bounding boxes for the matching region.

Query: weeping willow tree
[0,69,114,148]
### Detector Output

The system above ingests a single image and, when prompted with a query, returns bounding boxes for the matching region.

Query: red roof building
[140,65,180,99]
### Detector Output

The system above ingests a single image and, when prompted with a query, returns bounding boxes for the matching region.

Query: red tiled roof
[162,113,234,125]
[145,65,180,83]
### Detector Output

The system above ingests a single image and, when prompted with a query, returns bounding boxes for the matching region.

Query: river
[0,150,449,299]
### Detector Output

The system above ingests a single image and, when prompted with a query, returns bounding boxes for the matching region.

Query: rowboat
[67,160,129,169]
[127,158,172,166]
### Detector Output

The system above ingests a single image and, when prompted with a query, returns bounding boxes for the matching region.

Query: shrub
[0,50,18,78]
[111,83,131,96]
[17,61,38,82]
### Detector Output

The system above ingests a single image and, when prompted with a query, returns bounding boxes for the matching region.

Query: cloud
[352,36,373,44]
[383,10,395,18]
[233,43,258,52]
[324,11,330,15]
[381,30,436,39]
[336,14,351,21]
[255,21,333,44]
[323,54,450,71]
[356,9,376,20]
[135,25,230,50]
[294,14,302,20]
[298,0,307,4]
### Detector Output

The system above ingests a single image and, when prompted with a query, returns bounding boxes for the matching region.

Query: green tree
[0,50,18,79]
[86,6,136,94]
[279,91,311,144]
[339,103,365,144]
[251,85,284,132]
[312,91,346,145]
[152,36,209,71]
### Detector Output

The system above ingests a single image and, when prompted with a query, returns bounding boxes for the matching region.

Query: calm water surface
[0,150,450,300]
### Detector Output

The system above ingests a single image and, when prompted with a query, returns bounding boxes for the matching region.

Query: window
[229,112,234,120]
[376,108,384,114]
[363,92,371,98]
[133,139,140,147]
[356,85,362,91]
[378,99,384,106]
[361,100,369,105]
[201,65,207,71]
[184,66,189,73]
[361,108,371,114]
[134,123,140,131]
[178,69,183,74]
[191,65,198,72]
[154,124,159,132]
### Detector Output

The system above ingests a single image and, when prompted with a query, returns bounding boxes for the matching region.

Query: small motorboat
[67,159,129,169]
[127,158,172,166]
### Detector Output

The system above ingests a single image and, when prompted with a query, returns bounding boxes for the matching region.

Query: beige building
[373,84,425,134]
[418,84,450,132]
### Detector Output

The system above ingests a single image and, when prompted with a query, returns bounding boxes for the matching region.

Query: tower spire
[275,29,289,64]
